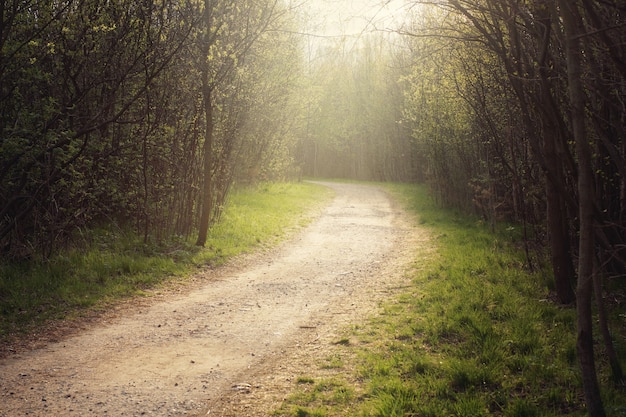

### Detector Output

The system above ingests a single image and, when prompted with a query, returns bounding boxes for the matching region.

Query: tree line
[0,0,302,258]
[298,35,420,182]
[398,1,625,415]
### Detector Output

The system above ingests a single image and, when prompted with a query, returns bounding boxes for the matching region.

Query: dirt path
[0,182,430,417]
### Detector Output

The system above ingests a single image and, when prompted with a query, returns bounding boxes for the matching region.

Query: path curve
[0,182,428,416]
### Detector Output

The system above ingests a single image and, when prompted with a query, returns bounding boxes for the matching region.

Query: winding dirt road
[0,182,429,416]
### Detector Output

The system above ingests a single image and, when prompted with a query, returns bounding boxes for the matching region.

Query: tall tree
[194,0,280,247]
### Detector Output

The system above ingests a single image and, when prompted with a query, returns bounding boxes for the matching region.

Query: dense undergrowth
[0,182,333,341]
[276,183,626,417]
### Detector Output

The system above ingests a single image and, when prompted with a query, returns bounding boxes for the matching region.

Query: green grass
[276,183,626,417]
[275,378,356,417]
[0,181,333,341]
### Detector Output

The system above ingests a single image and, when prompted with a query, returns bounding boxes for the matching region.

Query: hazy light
[302,0,409,38]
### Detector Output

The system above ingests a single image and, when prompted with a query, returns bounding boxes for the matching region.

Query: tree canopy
[0,0,304,255]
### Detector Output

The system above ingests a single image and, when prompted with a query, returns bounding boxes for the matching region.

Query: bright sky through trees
[302,0,409,38]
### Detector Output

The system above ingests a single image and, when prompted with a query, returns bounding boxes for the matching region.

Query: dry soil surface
[0,182,431,417]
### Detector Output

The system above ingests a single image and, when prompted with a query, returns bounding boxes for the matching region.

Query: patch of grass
[0,182,333,341]
[293,408,325,417]
[297,377,316,385]
[195,182,333,264]
[277,183,626,417]
[320,354,345,369]
[274,378,355,417]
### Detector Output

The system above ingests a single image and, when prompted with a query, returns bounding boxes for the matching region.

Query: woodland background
[1,1,624,414]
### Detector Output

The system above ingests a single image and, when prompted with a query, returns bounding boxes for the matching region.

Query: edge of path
[191,182,434,416]
[0,181,336,360]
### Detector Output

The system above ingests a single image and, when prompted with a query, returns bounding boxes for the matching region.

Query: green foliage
[0,182,332,340]
[0,0,305,260]
[275,378,354,417]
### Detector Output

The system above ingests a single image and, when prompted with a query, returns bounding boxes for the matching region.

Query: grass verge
[276,183,626,417]
[0,182,334,342]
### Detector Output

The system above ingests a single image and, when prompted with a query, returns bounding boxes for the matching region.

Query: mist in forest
[1,3,625,410]
[0,0,420,255]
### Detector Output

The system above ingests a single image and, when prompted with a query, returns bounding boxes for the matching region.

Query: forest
[0,0,624,415]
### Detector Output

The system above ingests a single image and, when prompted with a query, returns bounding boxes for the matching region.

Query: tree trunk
[593,264,624,384]
[546,175,575,304]
[538,18,576,303]
[195,0,215,247]
[558,1,606,415]
[195,78,214,247]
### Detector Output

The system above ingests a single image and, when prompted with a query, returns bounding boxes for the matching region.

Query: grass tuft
[297,377,316,384]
